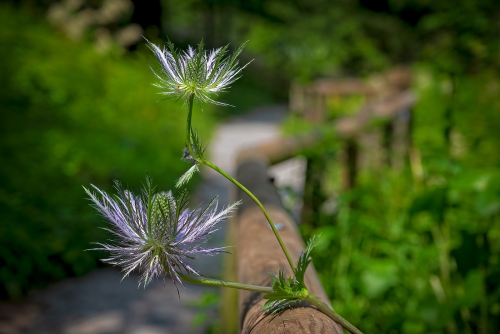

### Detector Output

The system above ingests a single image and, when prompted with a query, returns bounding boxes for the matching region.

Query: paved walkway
[0,105,307,334]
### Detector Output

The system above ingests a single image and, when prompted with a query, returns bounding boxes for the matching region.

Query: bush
[301,68,500,332]
[0,5,216,299]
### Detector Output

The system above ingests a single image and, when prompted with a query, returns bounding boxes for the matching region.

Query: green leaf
[190,129,206,160]
[261,236,320,314]
[175,164,199,188]
[294,235,320,286]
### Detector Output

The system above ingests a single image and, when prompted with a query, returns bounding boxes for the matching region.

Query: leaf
[360,260,399,298]
[190,130,206,160]
[410,187,447,222]
[294,235,320,286]
[261,236,321,314]
[175,164,199,188]
[262,299,295,314]
[262,271,299,314]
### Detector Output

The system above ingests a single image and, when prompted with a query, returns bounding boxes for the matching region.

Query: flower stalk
[186,94,196,159]
[303,294,363,334]
[204,158,297,270]
[178,273,272,293]
[97,38,365,334]
[185,94,296,271]
[179,272,362,334]
[83,38,364,334]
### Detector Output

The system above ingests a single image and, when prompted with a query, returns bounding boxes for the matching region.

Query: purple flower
[84,178,239,289]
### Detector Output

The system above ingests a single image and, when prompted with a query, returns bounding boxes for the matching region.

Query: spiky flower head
[148,39,250,106]
[85,178,239,290]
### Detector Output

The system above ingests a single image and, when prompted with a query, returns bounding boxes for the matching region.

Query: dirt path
[0,105,307,334]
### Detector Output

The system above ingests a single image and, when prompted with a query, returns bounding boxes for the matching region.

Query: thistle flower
[85,178,239,290]
[147,39,250,106]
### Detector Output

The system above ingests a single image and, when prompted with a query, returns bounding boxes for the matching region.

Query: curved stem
[303,294,363,334]
[202,159,296,271]
[184,95,360,334]
[179,273,272,293]
[184,94,295,272]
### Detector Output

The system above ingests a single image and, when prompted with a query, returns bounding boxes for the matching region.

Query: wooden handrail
[235,157,343,333]
[334,90,415,138]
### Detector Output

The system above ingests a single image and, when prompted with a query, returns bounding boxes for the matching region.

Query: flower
[85,178,239,289]
[147,39,250,106]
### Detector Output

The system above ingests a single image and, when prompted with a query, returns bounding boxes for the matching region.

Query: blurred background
[1,0,500,333]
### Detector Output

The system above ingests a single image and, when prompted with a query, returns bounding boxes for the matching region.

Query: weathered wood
[236,134,321,167]
[334,90,416,139]
[235,157,343,334]
[383,65,412,91]
[290,67,412,122]
[310,78,376,96]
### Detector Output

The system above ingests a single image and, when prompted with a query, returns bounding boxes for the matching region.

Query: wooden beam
[235,158,343,333]
[236,134,321,167]
[335,90,416,139]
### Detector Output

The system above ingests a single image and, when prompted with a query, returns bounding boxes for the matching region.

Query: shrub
[0,5,216,299]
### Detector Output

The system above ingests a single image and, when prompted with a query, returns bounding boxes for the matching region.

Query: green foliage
[302,68,500,332]
[239,0,500,80]
[164,0,500,81]
[262,236,319,313]
[262,271,301,314]
[326,94,366,119]
[0,5,216,299]
[295,235,319,285]
[189,291,220,331]
[190,129,206,161]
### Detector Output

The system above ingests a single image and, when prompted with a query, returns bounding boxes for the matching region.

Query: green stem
[185,94,296,272]
[184,95,361,334]
[203,159,296,271]
[186,95,196,159]
[178,273,272,293]
[304,294,363,334]
[180,273,362,333]
[179,273,362,333]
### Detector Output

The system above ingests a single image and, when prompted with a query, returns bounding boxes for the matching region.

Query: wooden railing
[221,66,416,333]
[294,67,415,225]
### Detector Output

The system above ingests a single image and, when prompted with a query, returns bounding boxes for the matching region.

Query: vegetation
[2,1,500,332]
[296,67,500,334]
[0,4,216,299]
[229,1,500,331]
